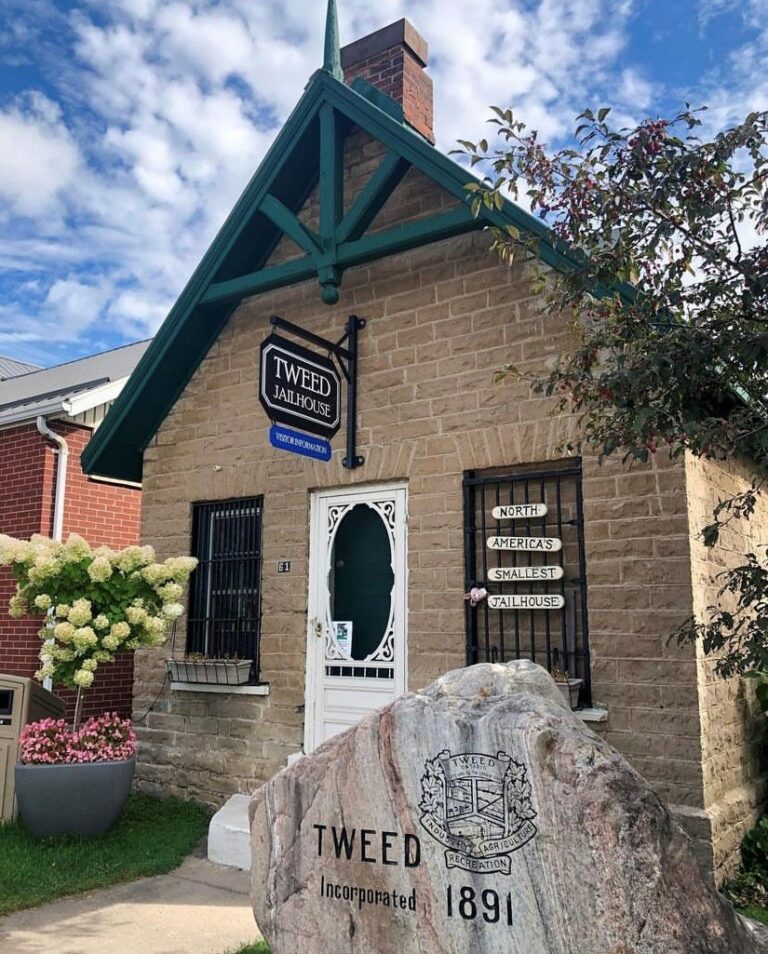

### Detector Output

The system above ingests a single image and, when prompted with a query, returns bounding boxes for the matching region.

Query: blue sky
[0,0,766,368]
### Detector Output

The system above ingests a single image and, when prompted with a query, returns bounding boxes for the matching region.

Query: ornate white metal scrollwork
[327,504,351,537]
[371,499,397,534]
[323,497,398,666]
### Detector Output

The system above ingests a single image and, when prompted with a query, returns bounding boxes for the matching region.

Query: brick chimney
[341,19,434,143]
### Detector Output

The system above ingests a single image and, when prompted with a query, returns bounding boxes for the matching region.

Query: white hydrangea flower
[116,545,156,573]
[157,582,183,602]
[33,593,52,610]
[73,669,95,688]
[161,602,184,620]
[28,557,57,584]
[0,537,35,565]
[81,658,98,672]
[142,563,171,585]
[93,614,110,631]
[62,534,92,562]
[93,650,113,663]
[73,627,98,651]
[68,598,93,627]
[9,593,28,618]
[164,556,198,580]
[87,556,113,583]
[144,616,166,636]
[126,605,148,625]
[54,622,76,643]
[101,634,120,651]
[34,663,55,681]
[56,603,71,618]
[110,621,131,640]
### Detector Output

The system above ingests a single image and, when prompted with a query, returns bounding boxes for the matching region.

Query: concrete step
[208,794,251,871]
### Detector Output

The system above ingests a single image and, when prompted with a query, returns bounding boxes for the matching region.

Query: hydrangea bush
[0,533,197,723]
[19,713,136,765]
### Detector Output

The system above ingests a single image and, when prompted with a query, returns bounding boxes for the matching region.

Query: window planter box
[165,659,252,686]
[555,678,584,710]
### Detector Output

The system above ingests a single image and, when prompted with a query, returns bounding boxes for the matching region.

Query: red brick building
[0,342,149,719]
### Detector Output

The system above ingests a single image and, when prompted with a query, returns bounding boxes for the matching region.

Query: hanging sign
[488,565,564,582]
[487,536,562,552]
[269,424,332,462]
[488,594,565,610]
[260,333,341,439]
[491,503,548,520]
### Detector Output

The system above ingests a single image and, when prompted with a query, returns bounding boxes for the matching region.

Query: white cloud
[44,278,112,336]
[0,96,81,216]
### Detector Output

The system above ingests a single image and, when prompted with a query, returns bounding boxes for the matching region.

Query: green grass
[0,793,210,916]
[225,944,270,954]
[739,903,768,926]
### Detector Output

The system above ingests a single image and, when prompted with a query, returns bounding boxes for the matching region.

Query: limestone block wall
[134,232,703,825]
[686,454,767,880]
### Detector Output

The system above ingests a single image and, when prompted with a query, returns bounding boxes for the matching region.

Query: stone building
[83,10,765,882]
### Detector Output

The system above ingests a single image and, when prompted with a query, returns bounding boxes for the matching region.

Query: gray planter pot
[555,678,584,710]
[15,758,135,838]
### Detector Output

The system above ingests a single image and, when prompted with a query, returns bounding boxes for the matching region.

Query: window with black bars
[463,461,591,707]
[187,497,263,683]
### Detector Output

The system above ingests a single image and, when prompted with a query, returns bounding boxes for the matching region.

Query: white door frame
[304,482,408,753]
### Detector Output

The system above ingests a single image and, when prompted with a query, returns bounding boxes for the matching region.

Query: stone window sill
[576,707,608,723]
[170,682,270,696]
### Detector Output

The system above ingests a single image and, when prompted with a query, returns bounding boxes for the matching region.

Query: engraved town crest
[419,750,537,875]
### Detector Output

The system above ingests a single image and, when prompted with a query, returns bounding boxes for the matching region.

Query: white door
[304,483,407,753]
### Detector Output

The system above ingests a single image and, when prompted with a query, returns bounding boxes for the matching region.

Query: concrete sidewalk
[0,854,261,954]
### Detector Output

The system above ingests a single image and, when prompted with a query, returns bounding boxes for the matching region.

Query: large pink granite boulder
[250,659,760,953]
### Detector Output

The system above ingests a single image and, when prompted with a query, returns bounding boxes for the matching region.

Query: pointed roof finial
[323,0,343,81]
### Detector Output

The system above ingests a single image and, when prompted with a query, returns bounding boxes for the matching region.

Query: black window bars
[463,461,591,706]
[186,496,264,684]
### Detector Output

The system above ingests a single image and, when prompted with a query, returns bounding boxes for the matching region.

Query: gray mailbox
[0,674,65,822]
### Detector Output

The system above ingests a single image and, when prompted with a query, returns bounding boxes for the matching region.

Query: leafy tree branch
[461,106,768,676]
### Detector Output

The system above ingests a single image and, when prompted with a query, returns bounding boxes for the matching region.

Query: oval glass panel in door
[330,504,395,661]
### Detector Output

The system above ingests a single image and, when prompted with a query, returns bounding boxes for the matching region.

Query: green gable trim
[82,69,581,483]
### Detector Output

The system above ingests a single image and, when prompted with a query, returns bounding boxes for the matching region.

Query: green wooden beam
[201,256,317,306]
[337,204,481,267]
[318,102,345,302]
[200,204,482,308]
[260,194,322,257]
[337,151,411,244]
[319,103,344,243]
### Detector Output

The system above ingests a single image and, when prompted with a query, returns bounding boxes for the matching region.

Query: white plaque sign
[491,503,548,520]
[487,536,562,553]
[488,594,566,610]
[488,565,564,582]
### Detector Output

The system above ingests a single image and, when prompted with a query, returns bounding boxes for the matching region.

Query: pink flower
[19,713,136,765]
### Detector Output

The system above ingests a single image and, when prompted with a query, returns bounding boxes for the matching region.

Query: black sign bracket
[269,315,366,469]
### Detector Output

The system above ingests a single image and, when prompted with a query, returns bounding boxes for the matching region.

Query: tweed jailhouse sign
[259,333,341,440]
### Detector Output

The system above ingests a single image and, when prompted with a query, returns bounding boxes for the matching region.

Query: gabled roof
[0,355,40,380]
[0,340,151,429]
[82,68,580,484]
